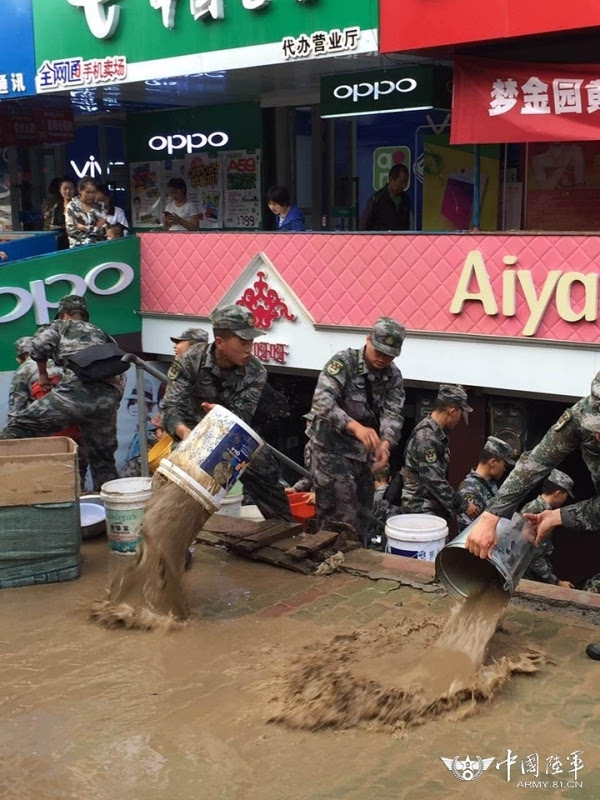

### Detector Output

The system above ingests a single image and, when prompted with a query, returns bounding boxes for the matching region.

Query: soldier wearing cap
[521,469,575,588]
[161,304,293,521]
[7,335,64,419]
[170,328,209,360]
[1,294,124,490]
[456,436,516,532]
[308,317,406,544]
[401,384,478,522]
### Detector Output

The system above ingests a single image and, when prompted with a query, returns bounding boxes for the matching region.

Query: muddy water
[271,583,548,731]
[90,481,211,631]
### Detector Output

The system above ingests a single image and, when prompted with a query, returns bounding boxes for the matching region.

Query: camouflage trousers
[1,378,120,491]
[240,447,293,522]
[582,574,600,593]
[312,445,374,546]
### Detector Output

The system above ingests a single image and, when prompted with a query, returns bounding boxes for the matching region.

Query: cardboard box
[0,437,79,507]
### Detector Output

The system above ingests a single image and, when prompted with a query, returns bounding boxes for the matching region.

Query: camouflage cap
[15,336,33,356]
[484,435,516,465]
[548,468,575,498]
[437,384,473,423]
[591,372,600,404]
[210,304,264,340]
[54,294,88,319]
[170,327,209,344]
[370,317,406,357]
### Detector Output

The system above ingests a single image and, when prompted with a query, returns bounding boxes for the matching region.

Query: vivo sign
[0,262,134,325]
[148,131,230,155]
[333,78,418,103]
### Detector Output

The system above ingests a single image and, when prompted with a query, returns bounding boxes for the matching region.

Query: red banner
[452,57,600,144]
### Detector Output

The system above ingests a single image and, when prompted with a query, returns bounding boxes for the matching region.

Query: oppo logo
[333,78,418,103]
[0,262,134,325]
[148,131,230,155]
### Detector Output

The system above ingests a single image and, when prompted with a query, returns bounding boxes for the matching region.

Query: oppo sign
[333,78,418,104]
[148,131,230,155]
[0,262,134,325]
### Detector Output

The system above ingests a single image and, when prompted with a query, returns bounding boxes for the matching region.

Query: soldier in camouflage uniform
[161,304,293,521]
[1,295,123,490]
[8,336,63,418]
[170,327,209,360]
[521,469,574,587]
[402,385,479,522]
[287,412,315,495]
[308,317,406,545]
[456,436,516,532]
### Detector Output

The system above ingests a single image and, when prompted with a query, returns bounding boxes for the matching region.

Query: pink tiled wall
[140,232,600,344]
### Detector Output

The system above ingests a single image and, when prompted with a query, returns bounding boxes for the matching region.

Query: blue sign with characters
[0,0,36,99]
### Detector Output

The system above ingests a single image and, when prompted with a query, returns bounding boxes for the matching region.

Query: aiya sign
[321,65,452,118]
[0,236,140,372]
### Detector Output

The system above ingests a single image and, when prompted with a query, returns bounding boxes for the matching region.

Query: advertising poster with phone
[130,162,162,228]
[184,152,222,229]
[222,150,262,229]
[422,135,499,231]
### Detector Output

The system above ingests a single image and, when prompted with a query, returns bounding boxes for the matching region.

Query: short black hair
[433,400,458,413]
[389,164,409,181]
[542,479,566,495]
[95,183,111,198]
[266,185,290,206]
[479,448,500,464]
[107,223,125,237]
[167,177,187,195]
[78,177,98,192]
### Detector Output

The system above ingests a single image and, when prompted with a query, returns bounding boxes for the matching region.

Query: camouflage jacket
[161,342,267,436]
[292,438,314,492]
[309,347,405,462]
[521,496,558,585]
[457,470,497,532]
[401,416,467,517]
[488,397,600,531]
[8,358,62,417]
[30,320,125,393]
[65,197,107,247]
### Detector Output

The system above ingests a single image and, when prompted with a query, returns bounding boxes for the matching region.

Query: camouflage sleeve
[312,355,353,433]
[488,404,584,518]
[526,541,559,584]
[379,368,405,447]
[7,370,31,417]
[30,324,61,363]
[160,352,202,436]
[292,440,314,492]
[65,203,88,245]
[561,497,600,531]
[227,361,267,424]
[413,430,467,514]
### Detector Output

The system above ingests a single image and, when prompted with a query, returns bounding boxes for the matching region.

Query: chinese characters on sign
[489,75,600,117]
[441,750,584,786]
[282,27,361,60]
[36,56,127,92]
[0,73,26,96]
[253,342,289,364]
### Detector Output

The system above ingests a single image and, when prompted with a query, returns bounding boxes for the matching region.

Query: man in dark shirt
[359,164,410,231]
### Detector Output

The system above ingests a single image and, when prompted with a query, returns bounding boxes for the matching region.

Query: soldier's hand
[175,424,192,440]
[373,441,390,470]
[558,580,575,589]
[201,402,216,413]
[307,492,316,506]
[466,501,479,519]
[347,420,380,452]
[284,487,294,495]
[465,511,499,559]
[523,509,562,547]
[38,375,53,393]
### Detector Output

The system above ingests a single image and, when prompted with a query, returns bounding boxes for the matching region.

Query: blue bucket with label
[156,405,264,513]
[385,514,448,562]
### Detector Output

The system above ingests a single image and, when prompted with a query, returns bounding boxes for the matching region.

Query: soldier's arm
[561,496,600,531]
[30,324,61,366]
[160,353,202,438]
[7,372,29,417]
[379,368,405,447]
[65,205,87,244]
[415,432,467,515]
[312,357,352,432]
[487,404,584,519]
[458,482,486,517]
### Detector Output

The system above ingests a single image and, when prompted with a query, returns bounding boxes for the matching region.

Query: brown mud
[90,480,211,631]
[270,583,549,732]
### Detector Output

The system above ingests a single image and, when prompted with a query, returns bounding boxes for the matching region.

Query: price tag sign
[222,150,262,229]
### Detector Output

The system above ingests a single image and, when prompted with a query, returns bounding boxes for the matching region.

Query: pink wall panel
[140,232,600,344]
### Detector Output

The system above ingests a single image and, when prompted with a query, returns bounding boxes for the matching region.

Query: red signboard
[381,1,600,53]
[34,110,75,145]
[451,57,600,144]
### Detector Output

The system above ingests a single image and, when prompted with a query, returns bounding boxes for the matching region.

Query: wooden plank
[237,521,302,550]
[202,516,278,539]
[248,546,314,575]
[296,529,340,553]
[270,536,303,552]
[285,547,310,560]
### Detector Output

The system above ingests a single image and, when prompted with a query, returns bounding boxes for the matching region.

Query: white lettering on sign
[333,77,417,103]
[190,0,224,19]
[148,131,229,154]
[0,262,135,325]
[66,0,121,40]
[489,73,600,117]
[449,250,599,336]
[242,0,270,8]
[150,0,177,28]
[70,155,103,179]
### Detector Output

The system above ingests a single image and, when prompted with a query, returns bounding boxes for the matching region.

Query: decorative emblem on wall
[236,271,296,330]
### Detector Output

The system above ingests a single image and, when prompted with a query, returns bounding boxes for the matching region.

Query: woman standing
[95,184,130,232]
[49,178,75,250]
[42,178,62,231]
[163,178,200,231]
[65,178,107,248]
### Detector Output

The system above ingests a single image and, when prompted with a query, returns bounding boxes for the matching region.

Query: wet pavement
[1,539,599,800]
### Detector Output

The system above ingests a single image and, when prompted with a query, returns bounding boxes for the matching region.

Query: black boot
[585,642,600,660]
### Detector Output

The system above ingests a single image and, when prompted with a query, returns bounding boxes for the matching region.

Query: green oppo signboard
[321,65,453,118]
[32,0,377,91]
[0,237,140,372]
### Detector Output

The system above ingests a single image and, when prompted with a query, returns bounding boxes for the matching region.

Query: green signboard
[0,237,140,372]
[127,103,262,162]
[32,0,377,89]
[320,65,453,119]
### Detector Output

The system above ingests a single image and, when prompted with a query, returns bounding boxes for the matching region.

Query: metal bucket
[435,513,536,600]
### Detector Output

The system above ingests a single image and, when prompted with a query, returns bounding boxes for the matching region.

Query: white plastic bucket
[385,514,448,561]
[100,477,153,554]
[216,481,244,517]
[157,405,264,513]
